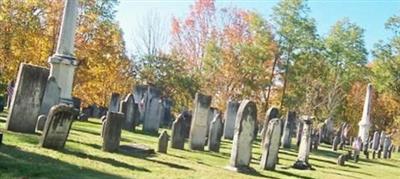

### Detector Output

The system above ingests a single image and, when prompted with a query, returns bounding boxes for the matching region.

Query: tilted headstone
[35,115,47,133]
[293,117,313,170]
[281,111,296,148]
[171,114,186,149]
[119,94,137,131]
[36,77,61,132]
[189,92,212,151]
[102,111,124,152]
[208,113,223,152]
[223,101,240,140]
[143,86,162,133]
[157,130,169,153]
[227,100,256,171]
[39,104,78,149]
[261,107,279,147]
[7,63,49,133]
[260,118,281,170]
[108,93,120,112]
[296,120,304,147]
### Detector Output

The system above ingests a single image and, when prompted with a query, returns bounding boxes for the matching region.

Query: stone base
[292,160,312,170]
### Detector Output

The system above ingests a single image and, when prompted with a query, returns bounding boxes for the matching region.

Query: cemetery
[1,0,400,178]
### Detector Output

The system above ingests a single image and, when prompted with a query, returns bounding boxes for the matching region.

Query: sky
[116,0,400,59]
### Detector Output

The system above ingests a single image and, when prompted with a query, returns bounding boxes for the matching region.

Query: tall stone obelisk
[358,83,373,144]
[48,0,79,104]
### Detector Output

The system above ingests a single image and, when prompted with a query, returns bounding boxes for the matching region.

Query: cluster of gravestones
[3,64,398,173]
[156,92,318,171]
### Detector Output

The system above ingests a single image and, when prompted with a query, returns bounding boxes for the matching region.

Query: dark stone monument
[119,94,138,131]
[102,111,124,152]
[39,104,78,150]
[208,113,223,152]
[281,111,296,148]
[171,113,185,150]
[223,101,240,140]
[143,86,163,133]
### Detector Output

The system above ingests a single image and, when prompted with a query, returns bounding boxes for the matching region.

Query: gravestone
[223,101,240,140]
[261,107,279,148]
[378,131,386,158]
[119,94,137,131]
[35,115,47,133]
[109,93,120,112]
[189,93,212,151]
[143,86,162,133]
[102,111,124,152]
[7,63,50,133]
[171,114,186,149]
[161,98,173,127]
[208,113,223,152]
[227,100,256,171]
[72,97,81,110]
[296,120,304,147]
[323,117,334,144]
[260,118,281,170]
[332,136,339,151]
[311,129,319,151]
[0,96,4,112]
[338,123,349,149]
[157,130,169,153]
[293,117,313,170]
[181,110,192,138]
[372,131,380,159]
[39,104,78,149]
[383,136,391,159]
[281,111,296,148]
[36,77,61,132]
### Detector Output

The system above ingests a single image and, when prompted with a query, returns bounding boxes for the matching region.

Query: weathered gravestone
[171,113,186,149]
[157,130,169,153]
[39,104,78,149]
[281,111,296,148]
[337,154,346,166]
[296,120,304,147]
[161,98,173,127]
[7,63,49,133]
[109,93,120,112]
[323,117,334,144]
[372,131,380,159]
[311,129,319,151]
[208,113,223,152]
[36,77,61,132]
[338,123,349,149]
[261,107,279,148]
[223,101,240,140]
[143,86,163,133]
[102,111,124,152]
[189,93,212,151]
[293,117,313,170]
[227,100,256,172]
[35,115,47,133]
[383,136,391,159]
[260,118,281,170]
[332,136,339,151]
[119,94,138,131]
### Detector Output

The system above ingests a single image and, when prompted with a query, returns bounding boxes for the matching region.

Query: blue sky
[116,0,400,59]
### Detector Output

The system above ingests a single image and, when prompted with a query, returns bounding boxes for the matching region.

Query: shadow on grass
[335,166,371,176]
[71,127,100,136]
[60,149,151,172]
[275,169,314,179]
[118,145,193,171]
[309,156,337,165]
[0,144,123,178]
[364,159,398,168]
[236,167,278,179]
[133,130,160,137]
[68,139,102,150]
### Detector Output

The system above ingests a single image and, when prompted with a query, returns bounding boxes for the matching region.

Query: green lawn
[0,109,399,179]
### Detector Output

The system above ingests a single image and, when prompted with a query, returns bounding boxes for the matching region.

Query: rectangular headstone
[189,92,212,151]
[6,63,49,133]
[143,86,162,133]
[281,111,296,148]
[208,113,223,152]
[171,114,185,149]
[260,118,281,170]
[120,94,138,131]
[39,104,78,149]
[223,101,240,140]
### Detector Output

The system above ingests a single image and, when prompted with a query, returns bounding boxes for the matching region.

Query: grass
[0,108,400,179]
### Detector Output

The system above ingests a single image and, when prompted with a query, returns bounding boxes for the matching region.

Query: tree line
[0,0,399,138]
